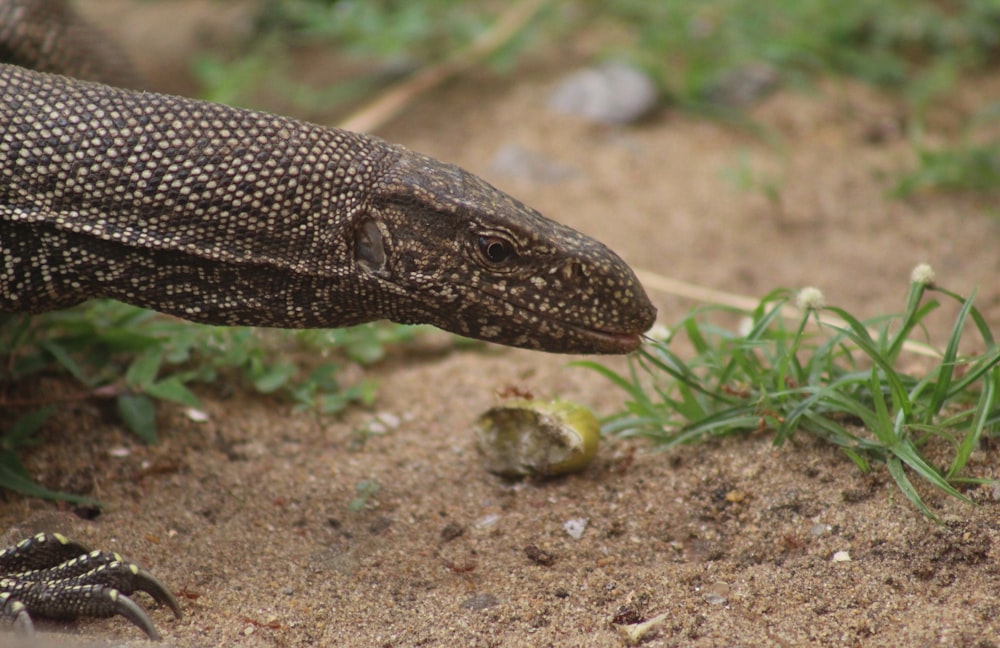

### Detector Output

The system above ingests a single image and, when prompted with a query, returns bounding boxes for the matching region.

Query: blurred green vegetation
[203,0,1000,195]
[245,0,1000,90]
[230,1,1000,105]
[253,0,502,60]
[0,302,427,501]
[601,0,1000,99]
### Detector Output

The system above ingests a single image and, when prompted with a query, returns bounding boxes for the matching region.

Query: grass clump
[196,0,543,111]
[597,0,1000,102]
[894,137,1000,197]
[580,266,1000,520]
[0,301,424,501]
[253,0,500,62]
[197,0,1000,195]
[594,0,1000,195]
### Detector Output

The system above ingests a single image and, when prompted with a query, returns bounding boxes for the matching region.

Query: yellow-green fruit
[474,399,600,477]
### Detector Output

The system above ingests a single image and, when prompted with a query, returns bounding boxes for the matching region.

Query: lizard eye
[477,235,517,265]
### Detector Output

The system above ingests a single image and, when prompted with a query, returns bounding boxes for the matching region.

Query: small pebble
[548,62,659,125]
[832,550,851,562]
[703,591,727,605]
[703,581,730,605]
[524,544,556,567]
[366,412,401,434]
[461,593,500,611]
[990,483,1000,502]
[810,523,831,537]
[724,489,746,503]
[611,603,642,625]
[564,518,588,539]
[475,514,500,529]
[185,408,210,422]
[440,522,465,543]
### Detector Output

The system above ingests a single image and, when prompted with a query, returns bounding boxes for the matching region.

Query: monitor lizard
[0,0,656,638]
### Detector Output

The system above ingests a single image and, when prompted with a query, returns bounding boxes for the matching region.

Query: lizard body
[0,0,656,638]
[0,63,655,353]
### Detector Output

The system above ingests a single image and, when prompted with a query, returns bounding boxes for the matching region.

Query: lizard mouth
[566,323,645,354]
[408,282,656,354]
[486,294,654,354]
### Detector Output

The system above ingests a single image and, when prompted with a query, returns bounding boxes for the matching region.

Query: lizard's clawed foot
[0,532,180,640]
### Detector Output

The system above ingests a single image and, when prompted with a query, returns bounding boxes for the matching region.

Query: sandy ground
[3,1,1000,646]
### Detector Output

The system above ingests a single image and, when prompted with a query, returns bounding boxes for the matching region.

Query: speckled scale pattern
[0,533,180,639]
[0,63,402,327]
[1,63,656,353]
[0,2,658,356]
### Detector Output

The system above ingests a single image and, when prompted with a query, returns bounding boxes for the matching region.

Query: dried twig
[338,0,548,133]
[634,268,942,358]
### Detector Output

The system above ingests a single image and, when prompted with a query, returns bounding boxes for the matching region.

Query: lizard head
[355,149,657,354]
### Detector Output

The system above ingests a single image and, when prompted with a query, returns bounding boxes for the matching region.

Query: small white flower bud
[911,263,936,286]
[796,286,826,311]
[646,323,670,342]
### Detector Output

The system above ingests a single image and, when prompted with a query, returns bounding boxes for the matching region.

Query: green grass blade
[840,447,871,472]
[925,288,976,419]
[145,377,202,408]
[638,346,738,405]
[116,393,158,444]
[868,369,900,446]
[825,306,913,421]
[885,456,938,521]
[583,272,994,522]
[947,366,996,479]
[945,347,1000,399]
[0,449,99,506]
[2,406,57,449]
[933,286,996,347]
[572,360,653,407]
[38,340,92,386]
[886,287,937,363]
[890,439,970,504]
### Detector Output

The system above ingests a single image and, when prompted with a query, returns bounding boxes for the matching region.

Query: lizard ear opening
[355,219,387,273]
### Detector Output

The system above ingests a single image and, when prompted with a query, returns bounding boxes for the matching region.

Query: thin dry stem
[634,268,942,358]
[338,0,548,133]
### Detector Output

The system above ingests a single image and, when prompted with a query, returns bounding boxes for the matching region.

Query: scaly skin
[0,64,655,353]
[0,533,180,640]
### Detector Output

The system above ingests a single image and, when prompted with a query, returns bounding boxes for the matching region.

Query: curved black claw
[129,566,182,620]
[0,592,33,635]
[25,583,165,641]
[110,589,164,641]
[0,532,179,640]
